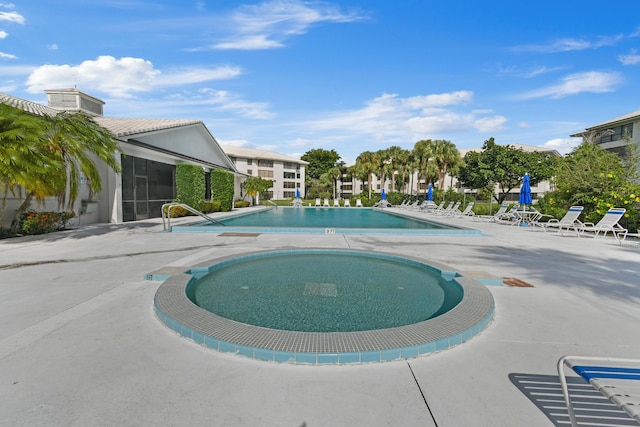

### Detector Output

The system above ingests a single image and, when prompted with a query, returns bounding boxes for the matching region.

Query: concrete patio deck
[1,209,639,426]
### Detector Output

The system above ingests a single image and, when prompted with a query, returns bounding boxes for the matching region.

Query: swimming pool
[153,249,495,364]
[187,251,463,332]
[169,207,481,235]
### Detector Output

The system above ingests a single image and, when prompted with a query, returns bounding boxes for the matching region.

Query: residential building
[222,146,308,201]
[570,109,640,160]
[1,89,240,226]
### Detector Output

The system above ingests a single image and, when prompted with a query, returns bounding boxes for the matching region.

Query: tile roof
[584,109,640,130]
[94,117,203,137]
[0,92,58,117]
[221,145,309,164]
[459,143,560,157]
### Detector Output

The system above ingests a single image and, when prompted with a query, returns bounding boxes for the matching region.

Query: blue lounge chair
[558,355,640,426]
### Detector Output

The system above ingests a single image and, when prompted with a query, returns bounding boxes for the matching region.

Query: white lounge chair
[323,198,330,207]
[443,201,462,217]
[315,198,321,207]
[457,202,475,218]
[343,199,351,207]
[355,199,363,207]
[577,207,627,239]
[474,204,509,222]
[333,199,340,207]
[425,201,445,214]
[435,201,454,216]
[541,206,584,235]
[558,355,640,426]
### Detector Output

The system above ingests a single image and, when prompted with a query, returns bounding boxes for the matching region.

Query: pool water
[187,251,463,332]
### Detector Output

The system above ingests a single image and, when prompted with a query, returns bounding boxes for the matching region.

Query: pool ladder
[161,202,226,232]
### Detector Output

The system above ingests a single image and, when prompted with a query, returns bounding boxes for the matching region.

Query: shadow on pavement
[509,372,637,426]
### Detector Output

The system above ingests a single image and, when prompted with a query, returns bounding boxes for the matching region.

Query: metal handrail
[161,202,226,232]
[266,200,278,209]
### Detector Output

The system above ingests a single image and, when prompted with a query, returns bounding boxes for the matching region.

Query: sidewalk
[1,215,639,426]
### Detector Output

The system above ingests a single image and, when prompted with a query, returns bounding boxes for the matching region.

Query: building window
[258,169,273,178]
[229,157,237,163]
[599,124,633,143]
[246,169,253,175]
[283,181,297,189]
[283,171,296,179]
[283,191,296,198]
[247,159,252,165]
[283,162,297,169]
[258,159,273,167]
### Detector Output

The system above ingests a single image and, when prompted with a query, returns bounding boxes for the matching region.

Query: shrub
[234,200,250,208]
[203,200,222,213]
[19,211,76,235]
[211,169,234,212]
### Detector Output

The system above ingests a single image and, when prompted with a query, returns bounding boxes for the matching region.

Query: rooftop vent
[45,88,105,117]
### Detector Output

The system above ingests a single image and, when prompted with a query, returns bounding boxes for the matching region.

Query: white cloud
[305,91,507,141]
[48,43,58,50]
[543,138,581,155]
[513,34,623,53]
[525,65,563,78]
[218,139,253,147]
[0,30,7,38]
[291,137,313,147]
[474,116,507,132]
[618,49,640,65]
[25,56,242,97]
[203,0,367,50]
[0,51,17,59]
[518,121,530,128]
[0,10,23,24]
[519,71,622,99]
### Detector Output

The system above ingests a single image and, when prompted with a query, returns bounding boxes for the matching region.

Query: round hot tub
[154,249,494,365]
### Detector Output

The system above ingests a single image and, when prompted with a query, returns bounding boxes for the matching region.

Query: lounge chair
[397,200,408,208]
[323,198,330,207]
[558,355,640,426]
[443,201,462,217]
[333,199,340,207]
[425,201,445,214]
[456,202,475,218]
[474,204,509,222]
[355,199,363,208]
[405,200,419,209]
[540,206,584,235]
[344,199,351,207]
[496,204,521,224]
[435,201,455,216]
[418,200,437,212]
[315,198,321,207]
[577,207,627,239]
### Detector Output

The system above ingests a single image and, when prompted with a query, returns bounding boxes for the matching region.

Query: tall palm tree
[355,151,376,198]
[325,166,343,199]
[430,139,460,189]
[373,149,389,193]
[413,140,433,196]
[384,145,404,192]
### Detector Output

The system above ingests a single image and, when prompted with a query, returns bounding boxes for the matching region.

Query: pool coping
[168,206,483,236]
[152,249,495,365]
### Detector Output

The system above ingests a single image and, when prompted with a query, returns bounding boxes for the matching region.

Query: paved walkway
[1,210,639,426]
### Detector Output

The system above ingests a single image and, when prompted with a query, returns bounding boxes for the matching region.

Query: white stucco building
[221,146,308,200]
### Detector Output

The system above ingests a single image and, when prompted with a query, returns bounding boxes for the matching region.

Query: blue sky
[1,1,639,164]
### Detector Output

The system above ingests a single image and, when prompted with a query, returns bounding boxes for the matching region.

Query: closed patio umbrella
[427,184,433,201]
[518,173,532,207]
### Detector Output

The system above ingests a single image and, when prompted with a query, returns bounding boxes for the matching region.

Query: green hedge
[211,169,234,212]
[176,164,205,211]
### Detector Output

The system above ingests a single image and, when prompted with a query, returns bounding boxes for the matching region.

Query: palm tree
[1,106,122,230]
[413,140,433,196]
[355,151,376,198]
[0,105,61,227]
[325,166,343,199]
[430,139,460,189]
[384,145,404,192]
[43,111,121,209]
[373,149,389,193]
